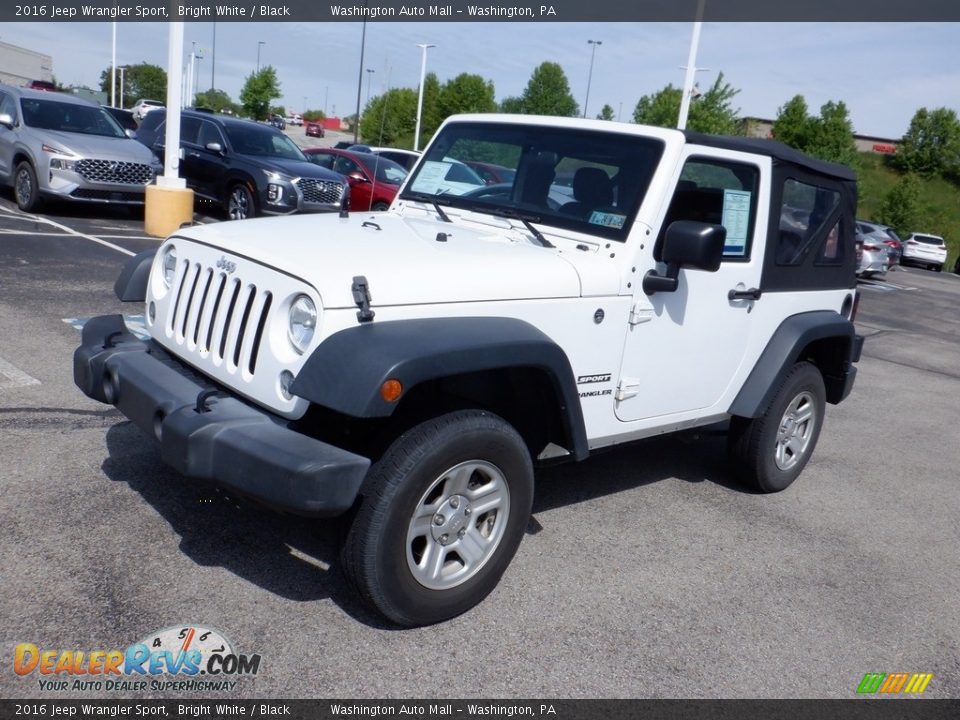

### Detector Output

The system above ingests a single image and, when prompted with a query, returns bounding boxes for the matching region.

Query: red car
[305,121,325,138]
[465,161,516,185]
[303,147,408,211]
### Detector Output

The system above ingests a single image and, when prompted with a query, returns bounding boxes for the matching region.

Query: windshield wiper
[403,191,452,223]
[492,208,555,248]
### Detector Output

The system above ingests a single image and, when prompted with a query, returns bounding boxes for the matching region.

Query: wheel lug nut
[434,514,445,526]
[439,534,449,545]
[457,528,466,539]
[450,497,460,509]
[464,506,472,516]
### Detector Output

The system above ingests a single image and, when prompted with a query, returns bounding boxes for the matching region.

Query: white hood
[174,212,591,309]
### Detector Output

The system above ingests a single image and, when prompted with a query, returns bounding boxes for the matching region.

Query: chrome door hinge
[629,303,654,325]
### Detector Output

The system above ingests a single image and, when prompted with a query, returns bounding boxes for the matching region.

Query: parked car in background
[135,108,346,220]
[26,80,57,92]
[285,114,302,127]
[857,220,902,268]
[465,161,517,185]
[269,114,286,131]
[901,232,947,271]
[304,147,407,211]
[305,121,325,138]
[333,141,354,149]
[856,227,888,278]
[0,84,160,211]
[102,106,138,133]
[131,99,163,122]
[347,145,422,171]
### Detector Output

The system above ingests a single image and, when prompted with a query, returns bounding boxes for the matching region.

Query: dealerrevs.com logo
[14,625,262,693]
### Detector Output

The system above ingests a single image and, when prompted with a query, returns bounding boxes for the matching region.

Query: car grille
[296,178,344,206]
[70,188,144,202]
[167,260,273,378]
[75,159,155,185]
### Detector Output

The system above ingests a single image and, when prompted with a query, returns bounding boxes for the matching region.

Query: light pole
[353,19,367,143]
[324,86,328,116]
[110,22,116,107]
[365,68,375,105]
[303,96,307,115]
[118,66,127,109]
[677,0,706,130]
[413,43,435,152]
[256,41,265,73]
[583,39,602,119]
[210,21,216,90]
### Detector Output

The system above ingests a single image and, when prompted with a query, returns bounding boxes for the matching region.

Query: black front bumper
[74,315,370,517]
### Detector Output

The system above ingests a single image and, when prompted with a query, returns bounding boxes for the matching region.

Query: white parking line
[0,205,135,257]
[0,355,41,390]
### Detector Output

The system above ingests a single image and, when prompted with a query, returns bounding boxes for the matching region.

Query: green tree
[772,95,814,149]
[499,96,525,114]
[439,73,497,118]
[596,104,615,121]
[193,88,239,115]
[359,88,419,147]
[303,109,326,122]
[879,174,922,236]
[518,62,578,117]
[98,62,166,108]
[894,107,960,178]
[239,66,281,121]
[806,101,858,166]
[419,72,443,141]
[633,73,741,134]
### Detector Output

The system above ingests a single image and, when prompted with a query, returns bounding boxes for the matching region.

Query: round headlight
[288,294,317,354]
[161,245,177,288]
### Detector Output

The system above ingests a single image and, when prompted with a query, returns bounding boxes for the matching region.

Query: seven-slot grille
[296,178,344,206]
[167,260,273,379]
[75,159,155,185]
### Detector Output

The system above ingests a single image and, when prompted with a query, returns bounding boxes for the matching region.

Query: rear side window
[139,111,164,133]
[913,235,944,245]
[777,179,841,266]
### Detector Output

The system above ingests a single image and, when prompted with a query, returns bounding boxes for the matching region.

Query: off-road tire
[728,361,826,493]
[341,410,534,627]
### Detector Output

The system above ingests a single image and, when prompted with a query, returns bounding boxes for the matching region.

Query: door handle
[728,287,762,301]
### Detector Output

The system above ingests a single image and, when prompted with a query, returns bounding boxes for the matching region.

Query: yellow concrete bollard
[144,184,195,238]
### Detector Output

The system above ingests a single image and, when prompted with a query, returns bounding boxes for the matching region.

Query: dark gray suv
[137,109,346,220]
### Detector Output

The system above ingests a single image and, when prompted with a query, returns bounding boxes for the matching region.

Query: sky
[2,20,957,138]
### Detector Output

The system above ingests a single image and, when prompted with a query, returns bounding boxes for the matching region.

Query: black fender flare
[291,317,589,460]
[114,249,157,302]
[729,310,860,418]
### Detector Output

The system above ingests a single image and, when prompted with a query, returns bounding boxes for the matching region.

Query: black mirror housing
[661,221,726,272]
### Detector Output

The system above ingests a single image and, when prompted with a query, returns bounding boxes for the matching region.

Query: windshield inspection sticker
[721,189,751,255]
[588,211,626,229]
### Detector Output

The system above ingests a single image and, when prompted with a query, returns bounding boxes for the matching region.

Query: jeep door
[615,148,770,422]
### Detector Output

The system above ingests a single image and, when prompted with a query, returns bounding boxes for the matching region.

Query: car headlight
[287,294,317,354]
[161,245,177,288]
[49,158,77,171]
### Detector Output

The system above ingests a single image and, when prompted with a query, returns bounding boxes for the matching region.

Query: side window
[179,117,201,145]
[777,179,840,266]
[197,121,223,149]
[334,157,361,177]
[816,220,843,264]
[310,152,335,170]
[660,158,759,260]
[0,92,16,120]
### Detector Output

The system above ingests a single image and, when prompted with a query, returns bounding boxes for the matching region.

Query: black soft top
[683,130,856,181]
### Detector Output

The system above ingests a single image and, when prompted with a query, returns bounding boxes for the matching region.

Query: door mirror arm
[642,263,680,295]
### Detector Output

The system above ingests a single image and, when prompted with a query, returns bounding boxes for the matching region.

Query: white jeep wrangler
[75,114,863,626]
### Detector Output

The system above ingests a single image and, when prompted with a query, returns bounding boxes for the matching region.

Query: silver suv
[0,85,161,211]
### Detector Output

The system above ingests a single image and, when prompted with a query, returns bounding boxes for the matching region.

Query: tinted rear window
[914,235,944,245]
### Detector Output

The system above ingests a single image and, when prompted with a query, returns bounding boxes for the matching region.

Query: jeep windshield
[401,120,664,241]
[20,98,126,139]
[224,123,307,161]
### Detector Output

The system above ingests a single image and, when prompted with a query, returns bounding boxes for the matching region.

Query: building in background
[0,40,54,88]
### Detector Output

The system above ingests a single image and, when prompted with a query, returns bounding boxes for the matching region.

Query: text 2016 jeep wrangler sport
[75,115,863,626]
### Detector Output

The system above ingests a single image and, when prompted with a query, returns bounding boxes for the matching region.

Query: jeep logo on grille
[216,256,237,273]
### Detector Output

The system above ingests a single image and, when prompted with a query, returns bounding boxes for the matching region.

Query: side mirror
[124,128,136,139]
[348,171,370,184]
[205,142,223,154]
[0,112,14,129]
[643,221,726,295]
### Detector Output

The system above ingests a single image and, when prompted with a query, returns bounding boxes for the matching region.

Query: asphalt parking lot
[0,186,958,699]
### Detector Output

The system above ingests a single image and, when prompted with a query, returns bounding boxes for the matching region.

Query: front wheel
[14,161,42,212]
[342,410,534,626]
[226,183,256,220]
[371,201,390,211]
[728,361,826,493]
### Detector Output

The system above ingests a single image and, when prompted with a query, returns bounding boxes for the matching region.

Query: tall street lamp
[118,66,127,109]
[414,43,435,152]
[256,41,265,72]
[583,39,602,119]
[353,18,367,143]
[677,0,706,130]
[365,68,375,105]
[110,22,117,107]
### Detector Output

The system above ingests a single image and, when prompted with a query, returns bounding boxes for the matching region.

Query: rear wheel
[933,264,942,273]
[226,183,255,220]
[728,362,826,493]
[342,410,534,627]
[14,161,42,212]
